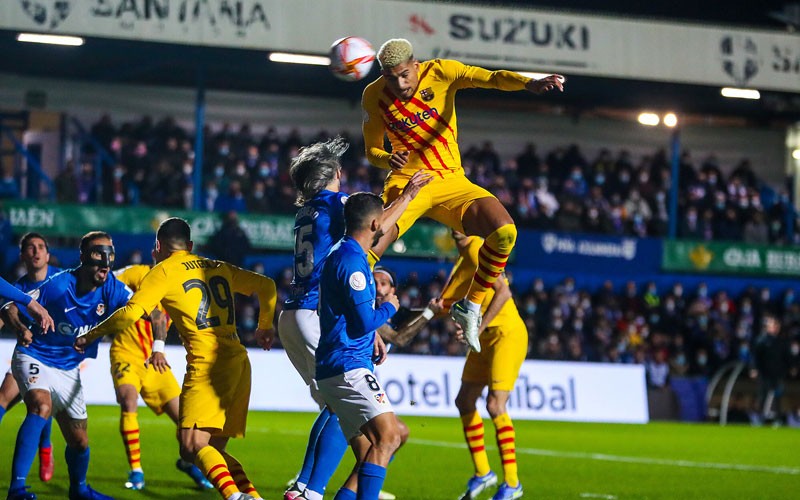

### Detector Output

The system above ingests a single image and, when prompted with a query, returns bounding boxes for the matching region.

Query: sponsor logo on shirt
[375,392,388,404]
[386,107,440,132]
[96,303,105,316]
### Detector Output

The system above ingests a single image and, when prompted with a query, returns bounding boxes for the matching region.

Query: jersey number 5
[295,224,314,279]
[183,276,234,329]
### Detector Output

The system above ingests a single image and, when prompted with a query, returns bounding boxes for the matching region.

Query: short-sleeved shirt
[284,190,348,311]
[17,268,133,370]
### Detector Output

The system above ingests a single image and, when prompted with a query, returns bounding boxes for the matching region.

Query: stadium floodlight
[793,149,800,160]
[269,52,330,66]
[17,33,84,46]
[721,87,761,100]
[663,113,678,128]
[637,112,660,126]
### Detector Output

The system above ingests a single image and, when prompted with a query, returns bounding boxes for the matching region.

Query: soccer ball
[329,37,376,82]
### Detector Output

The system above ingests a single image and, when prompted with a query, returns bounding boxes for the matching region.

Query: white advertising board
[0,339,648,423]
[0,1,797,92]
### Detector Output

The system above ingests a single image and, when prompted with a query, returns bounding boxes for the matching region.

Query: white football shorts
[278,308,324,408]
[12,350,87,420]
[318,367,394,441]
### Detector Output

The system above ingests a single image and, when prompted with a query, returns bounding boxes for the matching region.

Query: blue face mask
[595,174,605,185]
[526,304,537,315]
[214,167,225,177]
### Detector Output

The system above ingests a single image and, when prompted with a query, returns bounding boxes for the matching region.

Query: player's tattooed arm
[145,308,170,373]
[378,298,444,347]
[0,303,35,347]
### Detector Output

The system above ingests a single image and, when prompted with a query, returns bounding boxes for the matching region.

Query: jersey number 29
[183,276,234,329]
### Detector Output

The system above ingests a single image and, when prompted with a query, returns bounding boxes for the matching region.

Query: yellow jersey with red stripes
[110,264,166,361]
[90,251,276,368]
[440,236,519,327]
[362,59,530,177]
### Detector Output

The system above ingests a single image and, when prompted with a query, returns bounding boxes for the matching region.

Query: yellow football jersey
[111,264,163,360]
[441,237,519,328]
[362,59,529,177]
[91,251,276,367]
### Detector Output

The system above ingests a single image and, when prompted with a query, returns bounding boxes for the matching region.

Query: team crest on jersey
[374,392,387,404]
[349,272,367,291]
[420,87,434,101]
[96,303,105,316]
[26,289,40,301]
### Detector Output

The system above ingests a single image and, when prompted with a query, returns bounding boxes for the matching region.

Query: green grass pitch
[1,405,798,499]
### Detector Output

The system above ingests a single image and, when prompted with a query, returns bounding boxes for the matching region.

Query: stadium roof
[1,1,798,125]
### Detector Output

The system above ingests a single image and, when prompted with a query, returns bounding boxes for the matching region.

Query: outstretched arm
[378,298,444,347]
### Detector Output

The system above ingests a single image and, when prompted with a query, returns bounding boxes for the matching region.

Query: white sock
[296,482,307,491]
[132,467,143,473]
[465,300,482,313]
[305,490,323,500]
[227,493,243,500]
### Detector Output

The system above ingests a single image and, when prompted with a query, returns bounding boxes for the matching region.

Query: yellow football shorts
[110,351,181,415]
[461,317,528,392]
[179,352,251,438]
[382,172,495,237]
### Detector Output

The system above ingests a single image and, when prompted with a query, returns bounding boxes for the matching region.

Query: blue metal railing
[0,124,55,201]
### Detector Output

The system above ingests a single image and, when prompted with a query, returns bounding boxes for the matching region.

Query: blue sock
[65,446,90,493]
[9,414,47,491]
[39,417,53,449]
[334,487,357,500]
[357,462,387,500]
[0,405,6,423]
[306,413,348,495]
[297,407,332,486]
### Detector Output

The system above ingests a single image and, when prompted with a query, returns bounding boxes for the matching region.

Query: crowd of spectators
[42,114,799,245]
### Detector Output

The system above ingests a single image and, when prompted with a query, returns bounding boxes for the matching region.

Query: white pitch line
[580,494,618,500]
[409,438,800,476]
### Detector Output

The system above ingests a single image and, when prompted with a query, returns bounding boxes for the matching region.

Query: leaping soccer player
[362,38,563,352]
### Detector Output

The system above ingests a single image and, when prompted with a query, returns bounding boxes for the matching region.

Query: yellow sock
[120,411,141,471]
[492,413,518,487]
[196,446,239,498]
[221,451,260,498]
[461,411,491,477]
[368,249,380,270]
[467,224,516,305]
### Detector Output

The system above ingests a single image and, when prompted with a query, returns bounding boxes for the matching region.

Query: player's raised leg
[452,198,517,352]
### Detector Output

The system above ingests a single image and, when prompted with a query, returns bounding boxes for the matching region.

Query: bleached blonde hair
[377,38,414,69]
